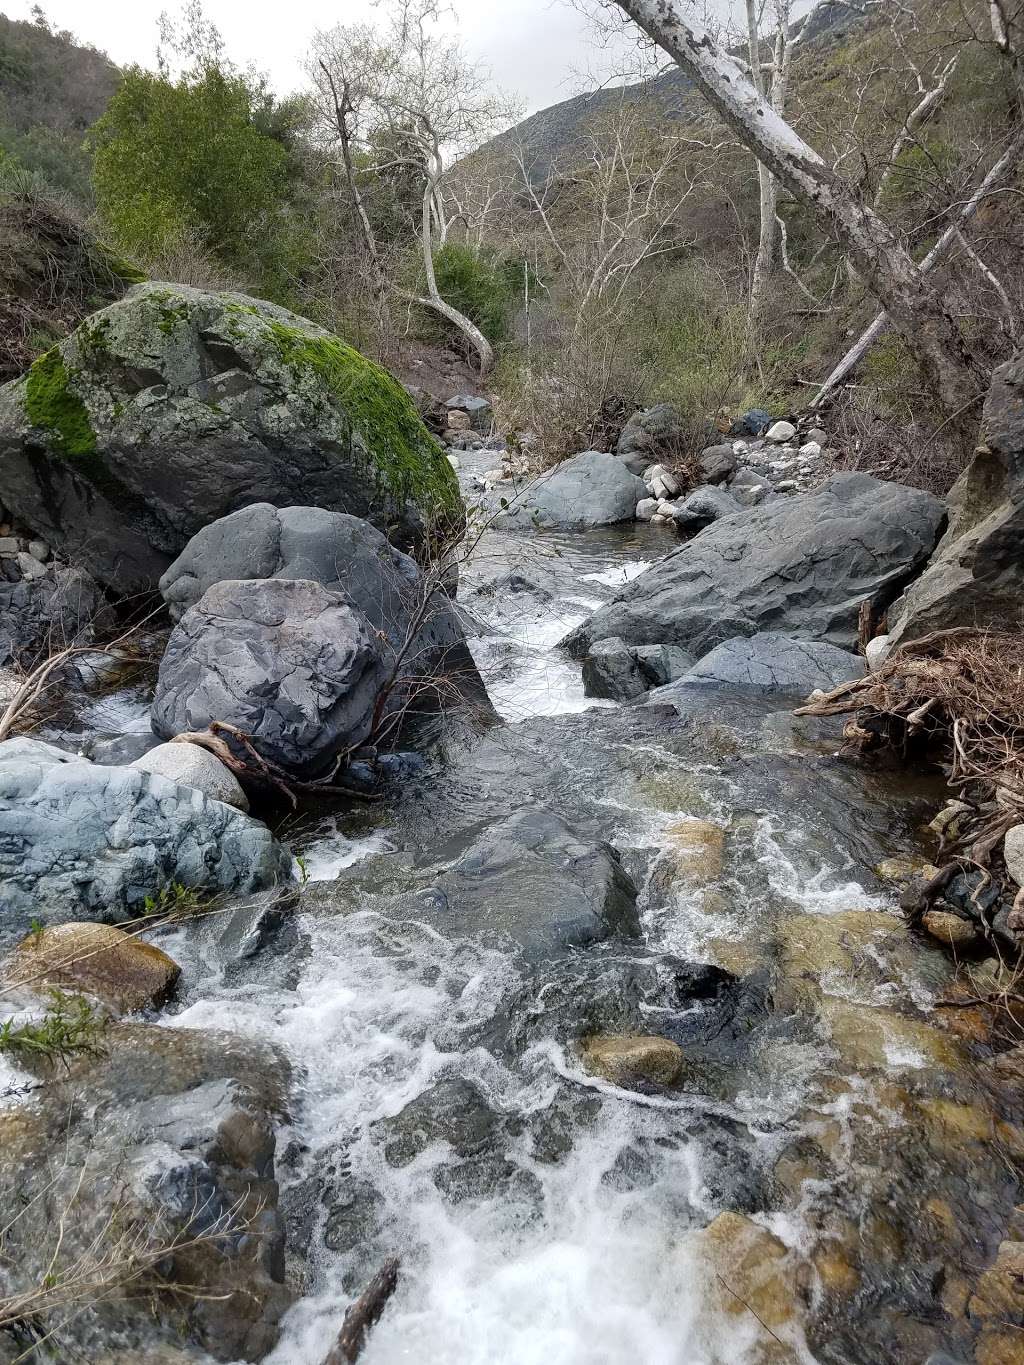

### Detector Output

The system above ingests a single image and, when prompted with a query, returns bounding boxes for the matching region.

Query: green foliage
[430,242,516,344]
[266,320,460,523]
[142,881,204,919]
[24,347,95,456]
[0,990,107,1069]
[89,64,294,284]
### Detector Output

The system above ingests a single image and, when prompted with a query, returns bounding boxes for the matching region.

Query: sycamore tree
[308,0,520,376]
[605,0,1024,429]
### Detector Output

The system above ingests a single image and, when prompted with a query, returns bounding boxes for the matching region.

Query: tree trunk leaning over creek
[611,0,994,426]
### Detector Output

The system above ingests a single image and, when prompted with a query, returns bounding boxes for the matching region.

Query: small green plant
[294,853,310,885]
[142,882,204,920]
[0,991,106,1069]
[27,917,45,944]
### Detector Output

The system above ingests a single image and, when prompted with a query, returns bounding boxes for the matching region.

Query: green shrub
[429,242,517,345]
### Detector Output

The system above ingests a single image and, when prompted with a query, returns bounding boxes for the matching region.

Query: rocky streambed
[2,288,1024,1365]
[5,457,1008,1365]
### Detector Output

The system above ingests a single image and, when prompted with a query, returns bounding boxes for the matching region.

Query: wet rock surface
[563,473,945,660]
[484,450,646,531]
[0,736,292,936]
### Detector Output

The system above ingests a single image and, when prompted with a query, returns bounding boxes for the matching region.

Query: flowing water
[156,459,1023,1365]
[10,454,1023,1364]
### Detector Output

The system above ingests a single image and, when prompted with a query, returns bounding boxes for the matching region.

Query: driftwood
[322,1258,400,1364]
[797,627,1024,939]
[171,723,385,808]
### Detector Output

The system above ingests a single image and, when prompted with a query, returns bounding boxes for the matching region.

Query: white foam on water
[298,828,395,882]
[580,559,651,589]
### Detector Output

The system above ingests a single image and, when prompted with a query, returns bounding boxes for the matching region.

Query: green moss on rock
[265,321,460,523]
[24,348,96,457]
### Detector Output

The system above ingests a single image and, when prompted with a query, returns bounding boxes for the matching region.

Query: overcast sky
[3,1,641,114]
[4,1,818,115]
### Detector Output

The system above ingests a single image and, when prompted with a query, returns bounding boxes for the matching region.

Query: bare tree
[607,0,1024,426]
[308,0,520,376]
[744,0,792,351]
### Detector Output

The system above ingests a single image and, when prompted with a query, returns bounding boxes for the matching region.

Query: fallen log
[322,1257,401,1364]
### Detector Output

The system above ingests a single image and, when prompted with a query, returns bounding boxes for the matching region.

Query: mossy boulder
[0,282,461,592]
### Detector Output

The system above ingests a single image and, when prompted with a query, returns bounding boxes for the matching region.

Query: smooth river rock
[484,451,646,532]
[563,474,944,661]
[0,737,292,935]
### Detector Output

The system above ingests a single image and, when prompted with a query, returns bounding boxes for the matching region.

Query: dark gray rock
[651,632,865,702]
[698,444,737,485]
[730,409,772,438]
[151,578,388,779]
[616,403,685,471]
[426,807,640,958]
[485,451,646,531]
[0,736,292,938]
[562,474,945,660]
[887,349,1024,645]
[158,505,487,714]
[0,566,110,668]
[445,394,493,432]
[0,283,460,592]
[582,637,693,700]
[670,484,738,533]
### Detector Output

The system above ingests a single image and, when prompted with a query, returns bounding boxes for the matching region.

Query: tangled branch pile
[798,628,1024,934]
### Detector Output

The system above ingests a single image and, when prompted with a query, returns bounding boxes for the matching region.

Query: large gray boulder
[0,737,292,935]
[887,350,1024,646]
[158,506,483,711]
[485,451,646,531]
[650,632,865,702]
[151,578,389,779]
[0,283,460,592]
[563,474,944,660]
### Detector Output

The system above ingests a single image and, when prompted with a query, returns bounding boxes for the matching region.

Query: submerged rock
[428,806,640,960]
[484,451,646,531]
[3,921,180,1013]
[0,737,292,935]
[0,283,460,591]
[151,578,388,780]
[0,1024,292,1362]
[563,474,944,661]
[579,1033,684,1087]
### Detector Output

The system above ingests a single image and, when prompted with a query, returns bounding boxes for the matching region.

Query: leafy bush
[90,64,300,291]
[429,242,517,345]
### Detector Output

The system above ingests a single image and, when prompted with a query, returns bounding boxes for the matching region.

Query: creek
[11,452,1021,1365]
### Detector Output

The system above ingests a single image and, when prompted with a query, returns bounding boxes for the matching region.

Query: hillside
[489,0,873,180]
[0,9,119,203]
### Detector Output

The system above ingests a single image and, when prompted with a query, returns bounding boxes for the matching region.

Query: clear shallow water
[154,509,989,1365]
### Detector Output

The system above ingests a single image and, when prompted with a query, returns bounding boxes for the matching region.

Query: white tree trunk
[416,170,495,377]
[745,0,790,345]
[613,0,987,420]
[811,125,1024,406]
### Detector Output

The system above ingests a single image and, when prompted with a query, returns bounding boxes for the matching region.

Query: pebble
[16,552,47,580]
[799,441,823,459]
[766,420,797,443]
[27,540,49,563]
[776,480,798,492]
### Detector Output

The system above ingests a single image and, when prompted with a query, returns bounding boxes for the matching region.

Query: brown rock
[664,819,726,881]
[969,1240,1024,1321]
[580,1033,684,1087]
[5,922,180,1014]
[703,1211,802,1355]
[921,909,978,948]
